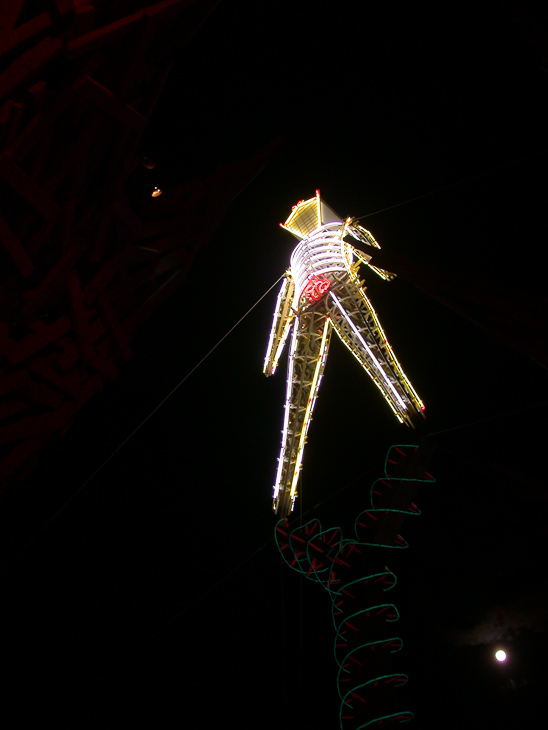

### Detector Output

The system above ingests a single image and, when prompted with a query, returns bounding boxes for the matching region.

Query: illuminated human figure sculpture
[264,192,425,517]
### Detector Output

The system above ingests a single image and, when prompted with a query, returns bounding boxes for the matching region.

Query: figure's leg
[326,275,425,427]
[273,306,331,516]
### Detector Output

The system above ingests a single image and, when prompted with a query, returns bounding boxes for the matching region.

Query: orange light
[151,187,163,198]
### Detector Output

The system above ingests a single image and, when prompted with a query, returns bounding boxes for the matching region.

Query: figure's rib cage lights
[266,192,426,516]
[275,444,435,729]
[290,223,350,299]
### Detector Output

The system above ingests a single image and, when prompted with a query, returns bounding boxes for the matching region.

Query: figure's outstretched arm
[350,245,396,281]
[346,222,396,281]
[264,273,296,376]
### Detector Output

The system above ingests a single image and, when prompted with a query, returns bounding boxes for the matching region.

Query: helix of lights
[275,444,435,729]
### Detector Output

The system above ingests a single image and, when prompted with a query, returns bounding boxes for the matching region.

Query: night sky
[1,3,547,728]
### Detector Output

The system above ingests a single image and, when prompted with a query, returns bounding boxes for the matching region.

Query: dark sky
[1,2,547,728]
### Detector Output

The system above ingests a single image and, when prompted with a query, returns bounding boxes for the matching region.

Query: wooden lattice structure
[0,0,278,492]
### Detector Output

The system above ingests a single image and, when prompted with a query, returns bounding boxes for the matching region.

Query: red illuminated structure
[0,0,277,492]
[302,275,331,303]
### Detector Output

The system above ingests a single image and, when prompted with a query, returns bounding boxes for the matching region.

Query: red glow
[302,276,331,303]
[420,404,426,411]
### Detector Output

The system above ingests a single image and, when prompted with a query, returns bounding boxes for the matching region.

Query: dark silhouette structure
[0,0,277,492]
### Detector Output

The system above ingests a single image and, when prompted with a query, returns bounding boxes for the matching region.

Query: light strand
[0,274,285,578]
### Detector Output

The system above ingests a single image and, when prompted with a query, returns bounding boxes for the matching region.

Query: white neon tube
[329,291,407,410]
[273,319,299,500]
[290,320,331,502]
[362,292,424,409]
[264,278,289,373]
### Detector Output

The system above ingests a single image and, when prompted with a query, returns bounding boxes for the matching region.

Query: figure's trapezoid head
[280,191,341,240]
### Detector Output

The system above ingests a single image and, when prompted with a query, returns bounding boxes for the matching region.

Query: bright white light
[495,650,507,662]
[268,192,427,516]
[290,223,346,298]
[329,290,407,410]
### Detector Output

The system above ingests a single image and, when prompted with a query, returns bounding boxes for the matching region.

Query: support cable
[355,150,544,221]
[0,274,285,577]
[58,455,406,711]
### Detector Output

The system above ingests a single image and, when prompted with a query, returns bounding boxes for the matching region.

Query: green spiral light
[275,444,435,729]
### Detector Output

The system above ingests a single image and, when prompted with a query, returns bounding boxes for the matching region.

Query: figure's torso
[290,222,352,305]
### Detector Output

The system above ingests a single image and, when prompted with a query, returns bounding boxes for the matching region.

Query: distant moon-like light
[495,650,507,662]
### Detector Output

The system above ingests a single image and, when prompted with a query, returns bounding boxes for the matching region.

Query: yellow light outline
[290,318,331,505]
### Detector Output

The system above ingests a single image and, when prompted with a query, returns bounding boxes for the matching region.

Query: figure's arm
[346,222,396,281]
[264,273,296,376]
[350,245,395,281]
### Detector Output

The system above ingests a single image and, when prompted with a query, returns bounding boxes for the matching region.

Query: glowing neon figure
[264,191,425,516]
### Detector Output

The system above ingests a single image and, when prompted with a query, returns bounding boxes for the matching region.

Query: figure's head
[279,191,341,240]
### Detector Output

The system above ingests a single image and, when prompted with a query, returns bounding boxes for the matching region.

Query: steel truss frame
[265,194,425,516]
